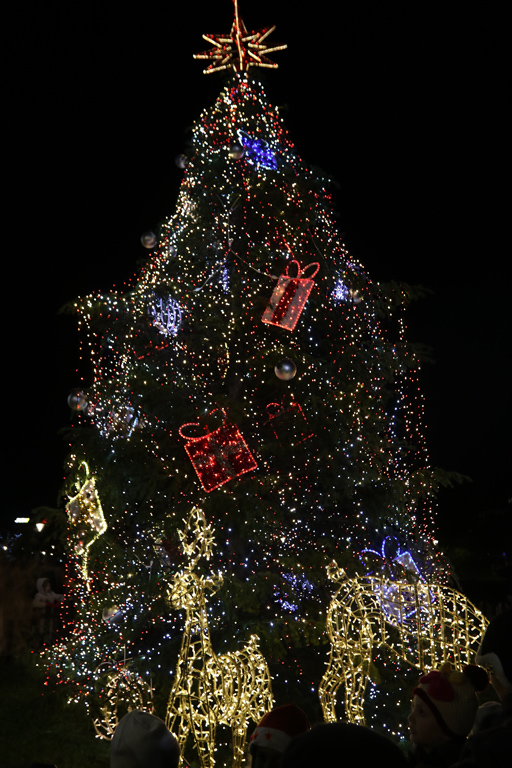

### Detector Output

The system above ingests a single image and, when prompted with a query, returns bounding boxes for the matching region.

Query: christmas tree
[41,0,458,759]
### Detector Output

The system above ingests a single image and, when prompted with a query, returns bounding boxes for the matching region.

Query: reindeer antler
[178,507,215,570]
[326,561,346,583]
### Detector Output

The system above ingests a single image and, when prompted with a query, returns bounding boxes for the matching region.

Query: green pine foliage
[42,72,445,737]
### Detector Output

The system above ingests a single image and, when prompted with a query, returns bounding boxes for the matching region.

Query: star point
[194,0,286,75]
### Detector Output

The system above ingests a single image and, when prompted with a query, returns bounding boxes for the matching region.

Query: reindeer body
[166,509,273,768]
[319,564,489,724]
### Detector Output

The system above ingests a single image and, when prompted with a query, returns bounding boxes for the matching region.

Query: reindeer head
[178,507,215,570]
[167,507,222,612]
[326,561,347,584]
[168,571,223,612]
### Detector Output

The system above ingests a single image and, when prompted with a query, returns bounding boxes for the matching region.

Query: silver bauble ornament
[349,288,363,304]
[141,231,157,249]
[274,358,297,381]
[229,142,244,159]
[102,605,122,624]
[67,389,88,411]
[175,153,187,169]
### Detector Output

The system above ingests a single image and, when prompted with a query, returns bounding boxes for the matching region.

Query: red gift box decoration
[179,410,257,492]
[262,260,320,332]
[266,397,313,446]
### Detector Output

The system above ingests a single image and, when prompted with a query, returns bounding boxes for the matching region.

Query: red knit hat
[413,662,488,738]
[250,705,310,754]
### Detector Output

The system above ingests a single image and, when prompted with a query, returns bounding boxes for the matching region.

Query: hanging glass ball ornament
[141,231,157,249]
[175,153,187,169]
[102,605,122,624]
[349,288,363,304]
[274,358,297,381]
[67,389,88,411]
[229,142,244,159]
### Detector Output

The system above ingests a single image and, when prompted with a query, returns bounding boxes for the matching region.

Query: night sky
[4,2,509,583]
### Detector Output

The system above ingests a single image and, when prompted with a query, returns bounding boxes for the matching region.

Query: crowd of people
[107,610,511,768]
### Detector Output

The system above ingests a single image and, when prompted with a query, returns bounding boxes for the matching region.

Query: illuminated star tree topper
[194,0,287,74]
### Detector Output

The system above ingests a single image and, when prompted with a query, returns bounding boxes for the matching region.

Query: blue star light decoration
[237,130,277,170]
[194,0,286,74]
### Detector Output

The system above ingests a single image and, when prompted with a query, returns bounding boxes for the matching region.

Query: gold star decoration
[194,0,287,74]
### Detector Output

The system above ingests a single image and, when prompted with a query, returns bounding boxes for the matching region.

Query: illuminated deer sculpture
[166,508,273,768]
[319,563,489,724]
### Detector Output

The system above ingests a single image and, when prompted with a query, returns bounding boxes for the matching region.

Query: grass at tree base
[0,653,110,768]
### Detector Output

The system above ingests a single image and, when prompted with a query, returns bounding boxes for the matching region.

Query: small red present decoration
[266,397,313,446]
[179,410,257,492]
[262,260,320,332]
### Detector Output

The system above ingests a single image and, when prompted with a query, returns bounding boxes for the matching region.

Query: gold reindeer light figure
[319,563,489,725]
[166,507,273,768]
[92,656,154,739]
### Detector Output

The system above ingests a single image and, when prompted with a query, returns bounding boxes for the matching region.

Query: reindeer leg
[343,662,360,723]
[170,711,191,767]
[319,653,344,723]
[230,720,247,768]
[165,693,177,733]
[197,720,216,768]
[343,637,372,726]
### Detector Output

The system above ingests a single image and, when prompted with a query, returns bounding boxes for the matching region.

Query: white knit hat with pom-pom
[413,662,488,738]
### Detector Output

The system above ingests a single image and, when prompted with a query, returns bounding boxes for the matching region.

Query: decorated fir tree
[41,1,473,760]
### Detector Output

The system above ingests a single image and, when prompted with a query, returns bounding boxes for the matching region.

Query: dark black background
[4,1,509,585]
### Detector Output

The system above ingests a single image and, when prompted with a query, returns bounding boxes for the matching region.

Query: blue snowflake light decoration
[219,263,230,293]
[332,278,350,304]
[275,572,315,614]
[148,295,182,337]
[332,276,363,305]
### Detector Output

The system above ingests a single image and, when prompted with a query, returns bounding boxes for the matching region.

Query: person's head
[36,578,51,594]
[249,705,310,768]
[408,694,451,753]
[110,710,180,768]
[281,722,408,768]
[408,662,488,752]
[475,609,512,701]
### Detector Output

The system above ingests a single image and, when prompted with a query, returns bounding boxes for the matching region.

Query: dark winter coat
[408,738,465,768]
[451,693,512,767]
